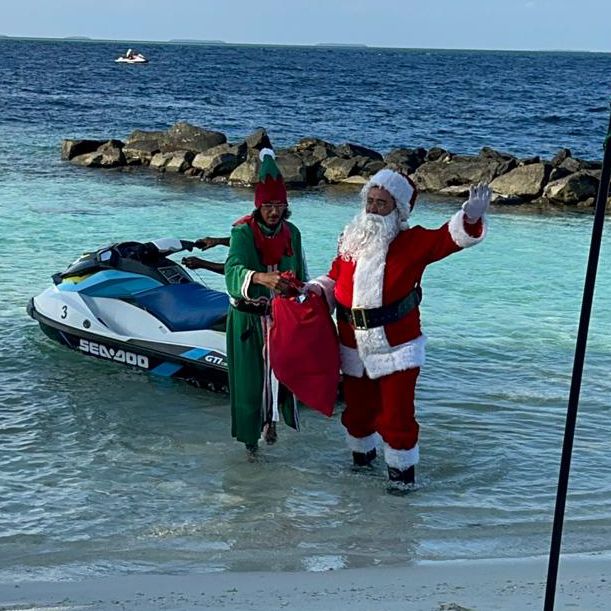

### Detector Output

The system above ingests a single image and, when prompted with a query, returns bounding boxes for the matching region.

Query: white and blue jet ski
[27,239,229,391]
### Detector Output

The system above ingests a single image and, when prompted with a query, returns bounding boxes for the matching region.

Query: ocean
[1,38,611,580]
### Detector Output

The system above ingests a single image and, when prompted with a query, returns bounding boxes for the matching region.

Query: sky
[1,0,610,52]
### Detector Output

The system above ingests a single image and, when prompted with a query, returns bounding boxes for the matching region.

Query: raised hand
[462,182,492,223]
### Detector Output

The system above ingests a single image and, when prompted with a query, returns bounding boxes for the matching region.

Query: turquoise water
[1,162,611,580]
[1,38,611,581]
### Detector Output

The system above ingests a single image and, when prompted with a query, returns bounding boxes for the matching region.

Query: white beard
[339,209,401,261]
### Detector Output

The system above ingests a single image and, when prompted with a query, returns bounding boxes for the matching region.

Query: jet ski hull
[115,57,148,64]
[27,297,229,393]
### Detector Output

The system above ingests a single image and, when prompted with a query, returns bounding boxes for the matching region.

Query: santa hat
[361,168,417,228]
[254,148,288,208]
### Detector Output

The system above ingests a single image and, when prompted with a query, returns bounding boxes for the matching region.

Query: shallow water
[2,173,611,580]
[1,40,611,581]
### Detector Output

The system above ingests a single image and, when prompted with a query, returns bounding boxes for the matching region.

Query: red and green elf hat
[254,148,287,208]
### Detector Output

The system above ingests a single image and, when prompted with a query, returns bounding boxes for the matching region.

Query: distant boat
[115,49,148,64]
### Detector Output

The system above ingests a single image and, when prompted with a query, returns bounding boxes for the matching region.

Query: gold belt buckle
[351,307,368,330]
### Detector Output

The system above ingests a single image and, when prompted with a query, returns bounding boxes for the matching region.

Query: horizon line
[0,34,609,54]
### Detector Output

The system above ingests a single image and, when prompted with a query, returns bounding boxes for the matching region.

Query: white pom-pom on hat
[361,168,417,228]
[259,147,276,161]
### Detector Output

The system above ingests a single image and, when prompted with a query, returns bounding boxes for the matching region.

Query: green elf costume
[224,148,308,456]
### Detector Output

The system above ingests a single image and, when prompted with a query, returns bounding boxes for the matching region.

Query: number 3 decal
[61,305,68,319]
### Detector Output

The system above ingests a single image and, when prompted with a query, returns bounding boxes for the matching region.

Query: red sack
[269,291,340,417]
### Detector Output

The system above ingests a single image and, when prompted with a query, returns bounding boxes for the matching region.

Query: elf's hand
[462,182,492,223]
[182,256,203,269]
[195,236,228,250]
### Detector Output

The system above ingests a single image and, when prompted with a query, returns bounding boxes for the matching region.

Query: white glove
[462,182,492,223]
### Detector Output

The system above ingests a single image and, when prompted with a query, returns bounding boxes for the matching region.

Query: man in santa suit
[309,169,490,492]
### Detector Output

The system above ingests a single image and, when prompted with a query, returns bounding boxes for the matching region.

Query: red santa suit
[311,170,487,476]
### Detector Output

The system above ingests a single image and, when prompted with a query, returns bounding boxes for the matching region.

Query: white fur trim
[259,147,275,161]
[384,443,419,469]
[361,169,414,226]
[362,335,426,380]
[350,237,427,378]
[345,431,379,453]
[352,229,392,362]
[448,210,487,249]
[241,270,255,299]
[339,344,365,377]
[305,275,336,310]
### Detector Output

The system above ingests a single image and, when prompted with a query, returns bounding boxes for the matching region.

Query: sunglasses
[260,203,288,212]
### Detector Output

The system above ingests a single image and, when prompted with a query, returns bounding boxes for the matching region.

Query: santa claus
[309,168,490,493]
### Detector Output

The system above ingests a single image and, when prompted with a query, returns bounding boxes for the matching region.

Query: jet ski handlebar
[148,238,196,255]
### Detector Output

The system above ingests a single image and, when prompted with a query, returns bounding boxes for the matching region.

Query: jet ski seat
[131,283,229,332]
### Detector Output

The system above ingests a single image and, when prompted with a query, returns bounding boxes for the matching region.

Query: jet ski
[115,49,148,64]
[27,239,229,392]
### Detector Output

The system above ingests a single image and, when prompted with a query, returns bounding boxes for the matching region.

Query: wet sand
[1,554,609,610]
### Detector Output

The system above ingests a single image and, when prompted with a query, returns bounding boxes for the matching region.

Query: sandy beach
[1,555,609,611]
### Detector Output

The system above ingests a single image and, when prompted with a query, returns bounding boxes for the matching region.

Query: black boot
[263,421,277,445]
[352,448,377,467]
[386,465,415,494]
[245,442,259,462]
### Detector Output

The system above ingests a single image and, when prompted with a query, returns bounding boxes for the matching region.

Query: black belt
[336,286,422,330]
[232,299,270,316]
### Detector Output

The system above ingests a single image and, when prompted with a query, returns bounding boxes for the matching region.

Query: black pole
[544,105,611,611]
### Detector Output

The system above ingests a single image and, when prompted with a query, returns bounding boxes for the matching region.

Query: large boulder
[123,144,159,166]
[551,148,572,167]
[548,167,571,183]
[352,156,385,177]
[192,143,243,179]
[61,139,107,161]
[162,122,226,153]
[123,129,166,165]
[478,147,517,175]
[292,137,337,156]
[548,156,593,183]
[479,146,516,162]
[124,129,165,147]
[276,151,307,186]
[335,142,383,161]
[384,148,427,174]
[71,140,125,168]
[165,151,195,173]
[425,147,450,162]
[126,129,166,143]
[579,159,602,170]
[413,156,508,192]
[123,141,163,165]
[543,171,600,205]
[559,157,582,174]
[490,163,552,199]
[150,152,175,171]
[228,157,259,186]
[289,138,337,184]
[321,157,359,183]
[242,128,273,151]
